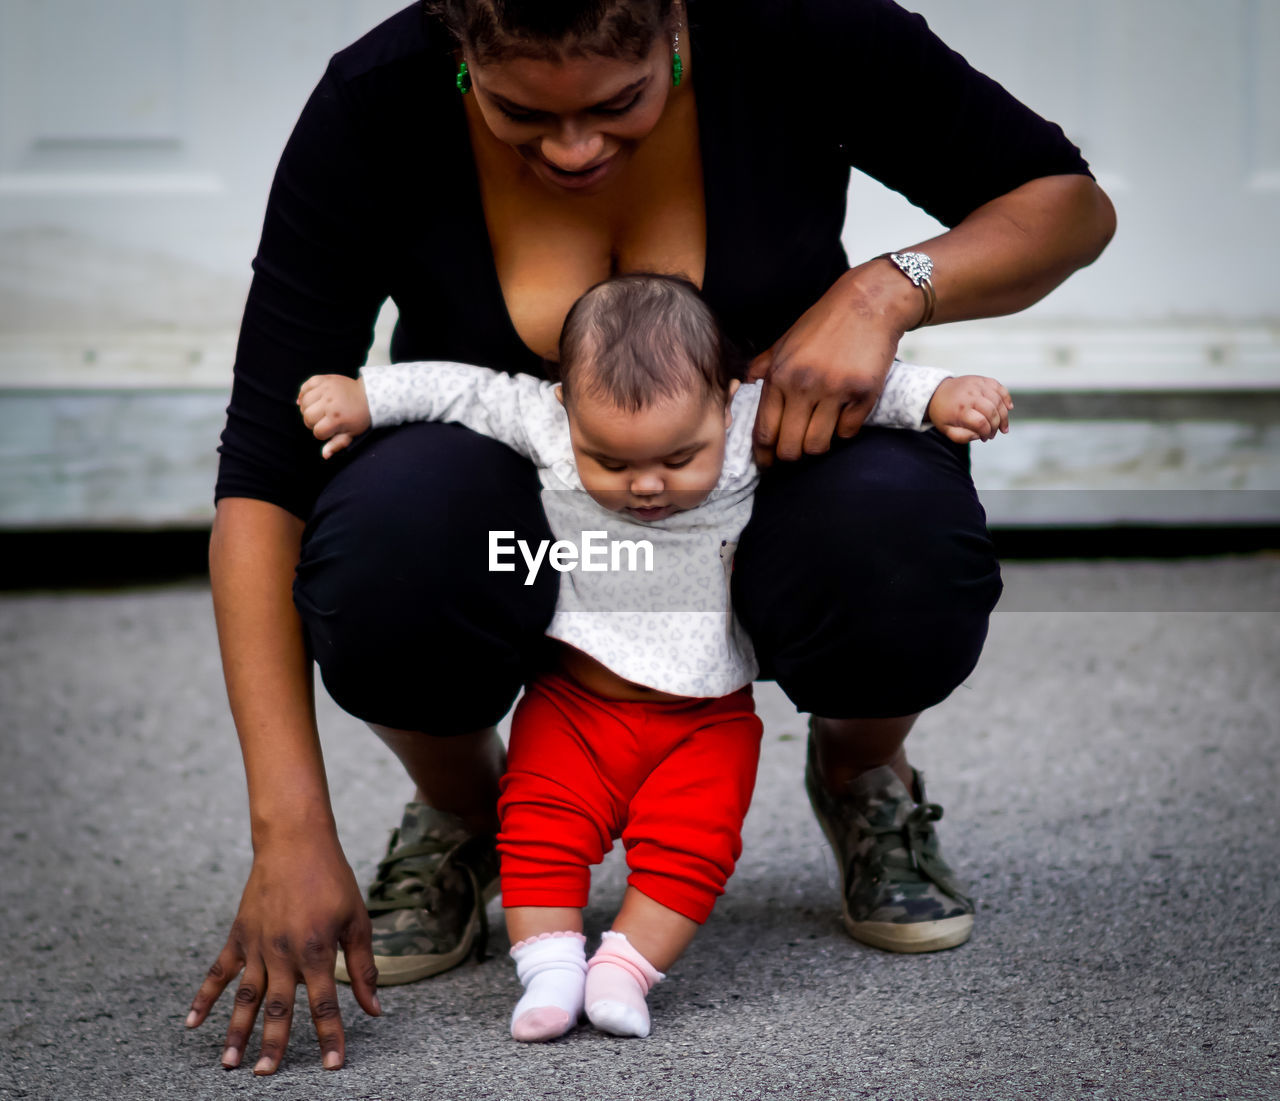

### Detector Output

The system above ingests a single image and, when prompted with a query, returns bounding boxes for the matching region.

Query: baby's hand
[927,375,1013,443]
[297,374,371,458]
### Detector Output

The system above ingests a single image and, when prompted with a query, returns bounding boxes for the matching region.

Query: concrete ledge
[4,390,1279,529]
[1008,389,1280,423]
[0,391,224,528]
[897,320,1280,388]
[2,319,1277,528]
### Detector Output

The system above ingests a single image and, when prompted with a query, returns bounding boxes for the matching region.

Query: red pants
[497,672,763,924]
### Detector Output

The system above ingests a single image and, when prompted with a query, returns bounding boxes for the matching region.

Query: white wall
[844,0,1280,325]
[0,0,399,352]
[0,1,1276,526]
[2,1,1277,362]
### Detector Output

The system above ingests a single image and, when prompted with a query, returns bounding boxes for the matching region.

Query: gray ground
[3,557,1279,1101]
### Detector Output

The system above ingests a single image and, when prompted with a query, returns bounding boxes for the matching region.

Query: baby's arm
[298,362,560,463]
[926,375,1013,442]
[865,361,1012,442]
[297,374,370,458]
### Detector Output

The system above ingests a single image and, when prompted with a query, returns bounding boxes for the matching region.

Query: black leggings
[293,421,1002,733]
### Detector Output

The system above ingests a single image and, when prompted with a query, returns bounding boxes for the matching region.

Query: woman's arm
[185,497,380,1074]
[750,171,1115,466]
[748,0,1116,464]
[842,173,1117,338]
[195,18,453,1073]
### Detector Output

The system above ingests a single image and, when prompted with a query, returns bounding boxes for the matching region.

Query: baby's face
[561,382,739,523]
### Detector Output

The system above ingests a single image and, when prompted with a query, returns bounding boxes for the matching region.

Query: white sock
[509,932,588,1042]
[585,931,665,1039]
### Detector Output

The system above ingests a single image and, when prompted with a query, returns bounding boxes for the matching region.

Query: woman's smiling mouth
[529,152,617,190]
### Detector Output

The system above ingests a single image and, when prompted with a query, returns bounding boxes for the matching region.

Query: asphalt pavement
[2,556,1278,1100]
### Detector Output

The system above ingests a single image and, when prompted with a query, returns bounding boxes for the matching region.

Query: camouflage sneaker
[805,725,973,953]
[335,802,500,986]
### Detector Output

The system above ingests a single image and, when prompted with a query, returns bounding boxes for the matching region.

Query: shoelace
[366,831,490,961]
[367,832,458,911]
[865,802,971,906]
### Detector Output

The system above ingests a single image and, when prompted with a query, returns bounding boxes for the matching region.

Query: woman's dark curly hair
[425,0,676,63]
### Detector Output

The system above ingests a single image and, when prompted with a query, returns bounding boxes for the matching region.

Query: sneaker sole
[809,778,974,955]
[334,878,500,986]
[843,912,973,954]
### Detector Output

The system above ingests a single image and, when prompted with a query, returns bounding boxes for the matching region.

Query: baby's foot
[509,932,587,1042]
[585,931,664,1038]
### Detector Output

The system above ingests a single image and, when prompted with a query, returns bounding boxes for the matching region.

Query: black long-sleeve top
[215,0,1092,520]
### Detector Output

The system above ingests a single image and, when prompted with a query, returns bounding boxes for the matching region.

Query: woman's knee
[293,422,557,732]
[733,428,1002,716]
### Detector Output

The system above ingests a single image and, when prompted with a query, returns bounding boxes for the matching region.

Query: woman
[187,0,1114,1074]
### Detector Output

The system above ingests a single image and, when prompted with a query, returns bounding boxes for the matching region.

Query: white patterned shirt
[363,359,951,697]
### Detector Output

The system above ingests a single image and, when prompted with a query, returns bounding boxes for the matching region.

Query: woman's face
[465,35,674,194]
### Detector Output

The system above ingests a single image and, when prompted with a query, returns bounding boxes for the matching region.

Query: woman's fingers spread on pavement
[302,966,347,1071]
[223,960,267,1069]
[339,918,382,1019]
[187,943,242,1029]
[253,974,298,1076]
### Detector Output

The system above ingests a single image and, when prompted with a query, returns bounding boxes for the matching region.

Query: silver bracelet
[879,251,936,331]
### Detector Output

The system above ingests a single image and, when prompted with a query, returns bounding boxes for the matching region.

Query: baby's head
[556,273,740,522]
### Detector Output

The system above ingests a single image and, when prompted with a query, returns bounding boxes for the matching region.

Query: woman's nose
[539,124,604,171]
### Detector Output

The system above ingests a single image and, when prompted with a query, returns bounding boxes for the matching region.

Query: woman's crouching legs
[292,421,559,984]
[734,427,1003,952]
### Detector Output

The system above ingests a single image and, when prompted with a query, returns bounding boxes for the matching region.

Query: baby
[298,274,1011,1043]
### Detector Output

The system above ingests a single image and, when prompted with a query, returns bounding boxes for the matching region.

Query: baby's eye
[664,457,695,469]
[597,461,627,473]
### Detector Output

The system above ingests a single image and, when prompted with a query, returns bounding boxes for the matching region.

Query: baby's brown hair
[557,273,737,412]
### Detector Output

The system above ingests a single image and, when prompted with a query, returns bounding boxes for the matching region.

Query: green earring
[671,30,683,86]
[456,60,471,94]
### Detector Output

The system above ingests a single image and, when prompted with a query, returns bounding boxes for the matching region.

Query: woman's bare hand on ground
[185,834,381,1075]
[927,375,1014,443]
[298,375,371,458]
[747,266,915,467]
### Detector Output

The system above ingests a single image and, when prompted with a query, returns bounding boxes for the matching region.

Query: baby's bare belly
[555,643,688,702]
